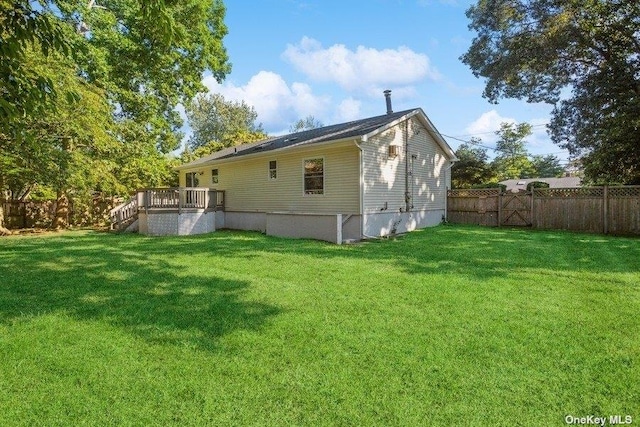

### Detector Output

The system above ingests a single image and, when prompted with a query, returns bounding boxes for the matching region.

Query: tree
[0,1,71,137]
[461,0,640,184]
[451,140,496,188]
[491,122,535,180]
[1,0,230,232]
[2,1,230,151]
[186,93,266,152]
[289,115,323,133]
[1,0,231,154]
[531,154,565,178]
[1,48,121,229]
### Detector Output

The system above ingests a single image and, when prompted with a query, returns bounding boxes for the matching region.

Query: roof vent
[384,90,393,115]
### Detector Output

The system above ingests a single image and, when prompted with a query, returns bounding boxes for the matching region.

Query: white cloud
[202,71,331,132]
[465,110,516,141]
[336,98,362,123]
[463,110,565,158]
[282,36,440,95]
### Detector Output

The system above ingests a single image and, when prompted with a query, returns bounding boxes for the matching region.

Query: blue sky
[188,0,569,162]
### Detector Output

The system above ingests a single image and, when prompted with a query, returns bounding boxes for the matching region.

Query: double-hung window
[211,169,219,184]
[304,158,324,195]
[269,160,277,180]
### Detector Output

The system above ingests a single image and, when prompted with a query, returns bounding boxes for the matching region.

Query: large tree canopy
[462,0,640,184]
[1,0,230,232]
[451,141,496,188]
[491,122,535,180]
[2,1,230,151]
[186,93,266,154]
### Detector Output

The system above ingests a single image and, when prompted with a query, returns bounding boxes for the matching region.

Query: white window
[211,169,219,184]
[304,158,324,195]
[269,160,277,180]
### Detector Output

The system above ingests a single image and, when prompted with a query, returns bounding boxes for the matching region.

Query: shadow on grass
[168,225,640,282]
[0,232,282,351]
[1,225,637,351]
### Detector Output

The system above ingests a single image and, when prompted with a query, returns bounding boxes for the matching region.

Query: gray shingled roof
[178,109,419,169]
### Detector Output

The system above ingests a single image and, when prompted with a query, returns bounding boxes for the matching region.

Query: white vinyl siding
[362,125,407,213]
[185,143,360,214]
[363,117,448,213]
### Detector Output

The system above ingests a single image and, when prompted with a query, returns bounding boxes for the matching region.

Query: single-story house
[500,177,582,193]
[128,97,458,243]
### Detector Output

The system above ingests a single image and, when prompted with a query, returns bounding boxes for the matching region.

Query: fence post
[603,185,608,235]
[530,189,535,229]
[497,191,502,227]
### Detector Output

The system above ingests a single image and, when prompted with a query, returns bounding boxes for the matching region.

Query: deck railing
[109,196,138,231]
[137,188,225,212]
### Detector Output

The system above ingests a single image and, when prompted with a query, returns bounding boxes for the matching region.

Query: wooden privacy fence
[3,196,122,229]
[447,186,640,235]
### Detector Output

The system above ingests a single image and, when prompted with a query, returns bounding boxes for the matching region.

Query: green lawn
[0,225,638,426]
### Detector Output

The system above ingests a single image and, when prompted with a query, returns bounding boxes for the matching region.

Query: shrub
[526,181,550,191]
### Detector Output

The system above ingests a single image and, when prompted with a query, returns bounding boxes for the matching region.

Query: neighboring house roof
[177,108,457,170]
[500,177,582,192]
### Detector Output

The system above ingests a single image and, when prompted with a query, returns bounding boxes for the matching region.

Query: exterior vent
[388,145,399,158]
[384,89,393,114]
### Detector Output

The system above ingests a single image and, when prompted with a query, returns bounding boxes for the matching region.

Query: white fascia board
[360,109,421,143]
[418,112,459,161]
[361,108,458,161]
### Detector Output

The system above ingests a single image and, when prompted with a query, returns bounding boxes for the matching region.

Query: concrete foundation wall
[214,211,225,230]
[342,215,362,242]
[364,209,444,237]
[139,210,215,236]
[266,212,343,244]
[177,211,215,236]
[224,211,266,232]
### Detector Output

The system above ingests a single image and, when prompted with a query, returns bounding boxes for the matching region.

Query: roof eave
[176,137,360,169]
[361,108,457,161]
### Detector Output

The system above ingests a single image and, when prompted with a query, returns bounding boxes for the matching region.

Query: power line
[448,123,549,139]
[439,132,571,158]
[440,133,497,151]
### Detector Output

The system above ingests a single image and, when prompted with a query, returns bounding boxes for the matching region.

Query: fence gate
[500,193,532,226]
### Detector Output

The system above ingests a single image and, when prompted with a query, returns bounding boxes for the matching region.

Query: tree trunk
[0,202,11,235]
[52,191,70,229]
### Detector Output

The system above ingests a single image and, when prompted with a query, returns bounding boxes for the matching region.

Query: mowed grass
[0,225,638,426]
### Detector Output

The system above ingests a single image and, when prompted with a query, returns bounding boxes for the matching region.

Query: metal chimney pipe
[384,90,392,114]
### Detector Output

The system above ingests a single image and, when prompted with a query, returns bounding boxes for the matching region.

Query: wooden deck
[138,187,225,212]
[110,188,224,231]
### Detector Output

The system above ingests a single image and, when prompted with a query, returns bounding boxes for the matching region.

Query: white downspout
[354,139,365,239]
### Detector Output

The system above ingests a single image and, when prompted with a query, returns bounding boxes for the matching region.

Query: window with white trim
[269,160,277,180]
[186,172,199,187]
[211,169,219,184]
[304,158,324,195]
